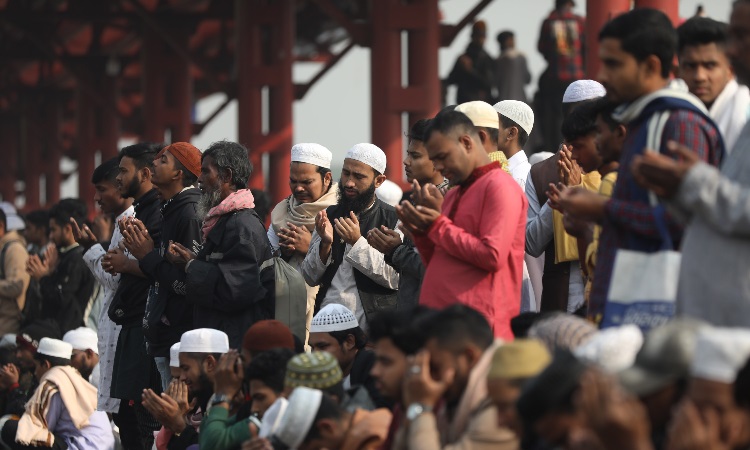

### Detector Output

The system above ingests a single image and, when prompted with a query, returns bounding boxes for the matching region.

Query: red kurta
[415,163,527,340]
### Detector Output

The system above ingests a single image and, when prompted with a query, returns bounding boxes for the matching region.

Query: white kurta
[709,78,750,154]
[82,206,134,413]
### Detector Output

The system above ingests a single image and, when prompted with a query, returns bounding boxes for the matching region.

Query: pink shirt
[415,163,527,340]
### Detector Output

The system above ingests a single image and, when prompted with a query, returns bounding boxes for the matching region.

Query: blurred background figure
[446,20,495,104]
[495,31,531,103]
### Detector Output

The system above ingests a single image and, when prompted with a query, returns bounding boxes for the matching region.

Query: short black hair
[0,209,6,232]
[246,348,295,394]
[478,126,499,144]
[91,157,122,185]
[250,189,272,223]
[496,31,514,49]
[590,97,621,130]
[561,99,599,142]
[25,210,49,230]
[328,327,367,351]
[511,312,554,338]
[555,0,573,9]
[49,198,87,228]
[119,143,162,171]
[172,158,198,188]
[677,17,728,54]
[368,307,432,356]
[499,114,530,147]
[425,109,479,143]
[304,393,343,443]
[735,356,750,408]
[599,8,677,79]
[418,304,494,352]
[33,352,70,368]
[203,140,253,190]
[407,119,432,144]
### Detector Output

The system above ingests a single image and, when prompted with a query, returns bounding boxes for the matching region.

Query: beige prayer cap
[455,101,499,129]
[488,339,551,380]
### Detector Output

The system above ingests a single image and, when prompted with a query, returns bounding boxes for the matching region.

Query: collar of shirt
[59,242,80,254]
[459,162,501,191]
[508,151,528,172]
[115,205,135,223]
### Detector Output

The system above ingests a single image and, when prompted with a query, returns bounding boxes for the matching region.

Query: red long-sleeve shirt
[415,163,527,340]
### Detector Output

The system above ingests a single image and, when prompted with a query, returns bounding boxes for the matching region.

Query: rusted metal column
[634,0,680,25]
[407,0,441,123]
[0,116,19,204]
[586,0,631,78]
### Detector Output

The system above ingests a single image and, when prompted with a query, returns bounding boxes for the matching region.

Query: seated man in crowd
[0,338,114,450]
[284,351,345,402]
[62,327,99,388]
[240,320,297,369]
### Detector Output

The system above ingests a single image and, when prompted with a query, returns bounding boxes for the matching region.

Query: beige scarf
[16,365,97,446]
[271,183,339,233]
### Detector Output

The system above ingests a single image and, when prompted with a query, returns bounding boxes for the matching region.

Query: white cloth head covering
[273,387,322,449]
[310,304,359,333]
[493,100,535,136]
[179,328,229,354]
[455,101,500,129]
[562,80,606,103]
[573,325,643,373]
[291,143,333,169]
[690,327,750,383]
[38,338,72,360]
[259,397,289,438]
[375,180,403,207]
[170,343,181,368]
[62,327,98,355]
[529,151,555,165]
[0,202,24,231]
[345,143,387,175]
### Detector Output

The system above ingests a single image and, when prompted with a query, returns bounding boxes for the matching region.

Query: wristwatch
[406,403,433,421]
[211,394,232,407]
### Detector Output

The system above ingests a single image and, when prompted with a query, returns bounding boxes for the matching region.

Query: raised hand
[70,218,98,249]
[403,349,455,410]
[367,226,403,255]
[333,212,361,246]
[559,144,583,187]
[278,223,312,254]
[315,210,333,245]
[213,350,244,399]
[26,254,51,280]
[121,219,154,260]
[396,201,441,235]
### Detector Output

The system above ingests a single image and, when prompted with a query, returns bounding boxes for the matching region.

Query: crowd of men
[0,2,747,450]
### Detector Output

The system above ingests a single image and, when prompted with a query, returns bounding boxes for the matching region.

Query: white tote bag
[602,111,681,331]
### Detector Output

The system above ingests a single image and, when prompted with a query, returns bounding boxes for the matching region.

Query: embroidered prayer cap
[0,202,24,231]
[242,320,295,354]
[618,318,706,397]
[573,325,643,373]
[16,320,61,354]
[285,351,343,390]
[690,327,750,384]
[157,142,202,177]
[272,387,322,449]
[375,179,403,207]
[291,143,333,169]
[528,313,597,353]
[310,304,359,333]
[489,339,552,380]
[345,143,387,175]
[562,80,606,103]
[455,101,500,129]
[179,328,229,354]
[63,327,98,355]
[170,343,181,368]
[493,100,535,136]
[37,338,73,360]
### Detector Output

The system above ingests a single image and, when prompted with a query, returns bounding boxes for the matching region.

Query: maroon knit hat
[242,320,295,354]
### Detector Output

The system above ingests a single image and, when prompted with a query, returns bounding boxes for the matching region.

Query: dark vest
[315,199,399,318]
[529,152,570,312]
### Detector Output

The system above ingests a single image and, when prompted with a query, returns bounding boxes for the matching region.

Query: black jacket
[385,237,424,311]
[109,189,162,327]
[350,349,391,409]
[39,244,95,334]
[186,208,274,348]
[140,188,202,357]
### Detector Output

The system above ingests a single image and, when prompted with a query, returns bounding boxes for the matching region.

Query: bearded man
[170,140,274,349]
[301,143,399,332]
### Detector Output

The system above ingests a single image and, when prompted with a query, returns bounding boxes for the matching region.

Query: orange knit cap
[157,142,202,177]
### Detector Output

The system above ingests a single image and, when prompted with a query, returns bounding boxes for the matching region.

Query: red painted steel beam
[407,0,441,122]
[586,0,630,79]
[0,117,19,204]
[43,100,62,206]
[634,0,680,25]
[21,104,41,211]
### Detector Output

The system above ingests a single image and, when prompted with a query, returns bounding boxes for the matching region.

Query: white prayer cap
[310,304,359,333]
[690,327,750,384]
[273,387,322,449]
[291,143,333,169]
[179,328,229,354]
[0,202,24,231]
[38,338,72,360]
[63,327,98,355]
[562,80,606,103]
[455,101,500,129]
[375,179,403,207]
[259,397,289,439]
[493,100,535,136]
[345,143,387,175]
[170,343,181,368]
[573,325,643,373]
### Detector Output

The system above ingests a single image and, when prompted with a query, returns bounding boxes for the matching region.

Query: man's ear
[140,166,153,182]
[324,171,333,187]
[316,418,338,439]
[203,355,219,372]
[343,334,356,352]
[462,344,483,368]
[643,54,663,78]
[508,126,518,142]
[373,174,387,189]
[477,129,489,145]
[615,124,627,140]
[458,134,474,153]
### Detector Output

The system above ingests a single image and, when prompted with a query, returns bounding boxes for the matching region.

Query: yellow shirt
[584,171,618,304]
[553,171,602,263]
[488,151,511,174]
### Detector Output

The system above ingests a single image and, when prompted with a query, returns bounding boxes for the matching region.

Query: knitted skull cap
[493,100,535,136]
[345,143,387,175]
[562,80,606,103]
[285,351,343,390]
[273,387,322,449]
[169,343,181,368]
[310,304,359,333]
[291,143,333,169]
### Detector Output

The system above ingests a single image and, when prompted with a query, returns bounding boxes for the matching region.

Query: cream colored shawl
[271,183,339,233]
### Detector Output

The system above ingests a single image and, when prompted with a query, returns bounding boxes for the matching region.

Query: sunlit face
[24,224,47,246]
[487,378,523,433]
[289,162,330,204]
[728,2,750,86]
[94,181,126,215]
[404,139,436,184]
[426,130,474,186]
[33,359,50,382]
[151,151,181,194]
[249,379,280,418]
[679,43,733,108]
[179,354,213,400]
[309,332,356,371]
[117,156,143,199]
[598,38,648,104]
[567,132,602,173]
[370,338,407,402]
[198,156,222,196]
[339,159,382,201]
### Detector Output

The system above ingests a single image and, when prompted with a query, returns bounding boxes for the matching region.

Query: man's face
[308,332,354,371]
[370,338,407,402]
[404,140,436,185]
[249,379,280,418]
[290,162,329,204]
[598,38,648,104]
[338,159,381,213]
[94,181,126,215]
[33,359,49,382]
[423,338,471,405]
[728,2,750,86]
[15,348,36,372]
[24,224,46,246]
[567,132,602,173]
[117,156,143,199]
[198,156,225,217]
[179,354,213,400]
[70,349,97,380]
[534,411,586,448]
[679,43,733,108]
[298,419,345,450]
[151,151,180,193]
[487,378,523,434]
[426,130,474,186]
[594,115,623,165]
[48,219,69,247]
